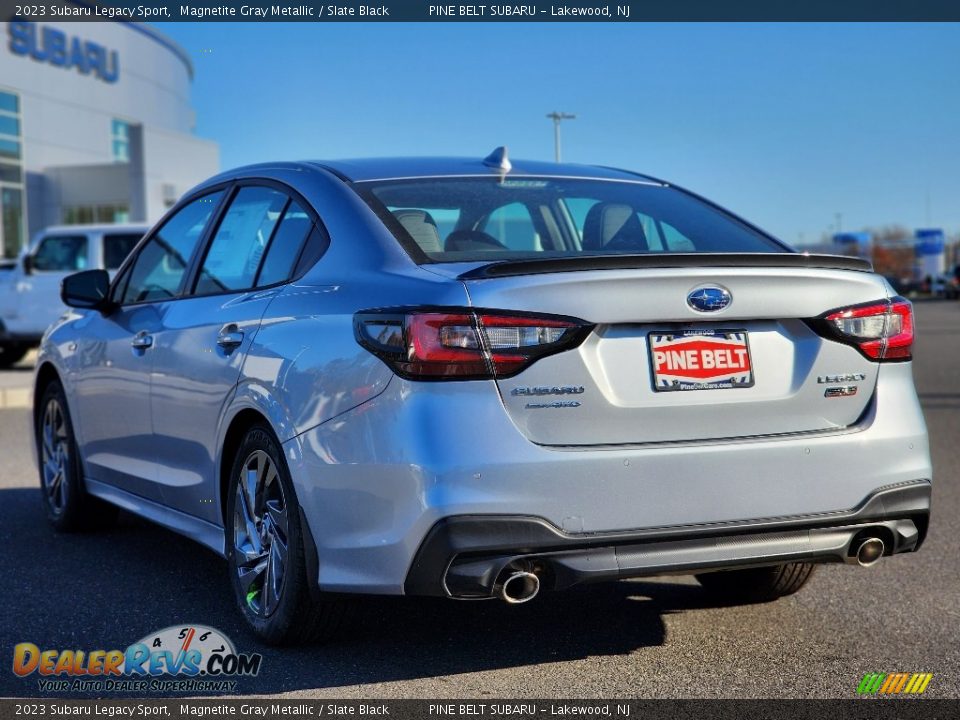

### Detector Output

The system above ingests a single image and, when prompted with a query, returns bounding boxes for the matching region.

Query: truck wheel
[0,343,28,368]
[695,563,816,603]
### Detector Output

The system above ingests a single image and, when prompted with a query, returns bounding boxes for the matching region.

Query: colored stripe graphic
[858,672,932,695]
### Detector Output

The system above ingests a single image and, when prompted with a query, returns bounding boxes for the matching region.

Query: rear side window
[32,235,87,272]
[256,201,313,287]
[195,187,287,295]
[121,191,223,304]
[102,233,142,270]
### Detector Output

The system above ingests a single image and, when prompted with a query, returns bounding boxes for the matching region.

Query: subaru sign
[8,22,119,84]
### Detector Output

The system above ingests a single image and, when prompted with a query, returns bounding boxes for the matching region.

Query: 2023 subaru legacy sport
[35,149,931,644]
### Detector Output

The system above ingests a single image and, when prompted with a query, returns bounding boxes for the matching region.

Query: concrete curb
[0,388,31,409]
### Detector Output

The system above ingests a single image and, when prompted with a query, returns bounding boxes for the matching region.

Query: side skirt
[86,478,226,557]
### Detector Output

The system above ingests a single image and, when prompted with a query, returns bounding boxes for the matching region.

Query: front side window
[32,235,88,272]
[121,191,223,304]
[357,177,786,262]
[102,233,142,270]
[194,186,287,295]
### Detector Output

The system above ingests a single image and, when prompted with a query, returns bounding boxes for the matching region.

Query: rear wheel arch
[219,408,273,528]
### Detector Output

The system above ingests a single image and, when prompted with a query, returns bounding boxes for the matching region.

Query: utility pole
[546,111,575,162]
[834,212,843,235]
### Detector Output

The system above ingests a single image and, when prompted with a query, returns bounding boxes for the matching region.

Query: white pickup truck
[0,224,148,367]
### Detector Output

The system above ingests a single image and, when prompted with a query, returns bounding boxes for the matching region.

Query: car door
[149,185,316,523]
[69,191,226,500]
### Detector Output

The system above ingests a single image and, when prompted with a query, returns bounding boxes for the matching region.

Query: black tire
[225,424,349,645]
[0,343,29,368]
[35,380,118,531]
[695,563,816,604]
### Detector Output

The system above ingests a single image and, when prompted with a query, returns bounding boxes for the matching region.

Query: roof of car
[306,156,662,184]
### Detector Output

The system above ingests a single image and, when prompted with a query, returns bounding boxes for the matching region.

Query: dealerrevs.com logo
[13,625,263,693]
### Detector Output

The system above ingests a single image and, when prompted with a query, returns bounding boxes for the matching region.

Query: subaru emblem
[687,285,731,312]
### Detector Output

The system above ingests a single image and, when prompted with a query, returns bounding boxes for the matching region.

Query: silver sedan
[35,149,931,644]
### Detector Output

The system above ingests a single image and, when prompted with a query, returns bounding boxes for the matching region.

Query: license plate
[649,329,754,392]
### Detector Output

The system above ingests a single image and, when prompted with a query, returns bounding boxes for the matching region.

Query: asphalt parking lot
[1,302,957,699]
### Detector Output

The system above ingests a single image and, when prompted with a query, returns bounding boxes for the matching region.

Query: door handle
[131,332,153,350]
[217,325,244,349]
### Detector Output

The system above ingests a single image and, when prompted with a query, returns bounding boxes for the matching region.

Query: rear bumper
[286,361,931,595]
[405,480,931,597]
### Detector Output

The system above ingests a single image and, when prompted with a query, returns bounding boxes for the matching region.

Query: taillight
[354,309,591,380]
[812,297,914,361]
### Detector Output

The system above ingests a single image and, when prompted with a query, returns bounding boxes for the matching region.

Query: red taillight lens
[354,309,590,380]
[816,297,914,361]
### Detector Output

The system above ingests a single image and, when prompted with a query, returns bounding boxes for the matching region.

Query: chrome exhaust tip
[854,537,885,567]
[499,571,540,604]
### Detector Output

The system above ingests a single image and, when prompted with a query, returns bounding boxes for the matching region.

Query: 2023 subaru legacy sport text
[35,150,931,644]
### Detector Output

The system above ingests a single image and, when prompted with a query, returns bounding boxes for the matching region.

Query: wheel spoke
[52,474,64,508]
[238,486,261,540]
[237,555,267,595]
[236,537,266,565]
[265,500,287,539]
[42,423,55,459]
[47,469,61,500]
[264,544,281,614]
[245,457,262,519]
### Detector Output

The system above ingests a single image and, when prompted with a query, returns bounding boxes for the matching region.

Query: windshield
[355,177,789,263]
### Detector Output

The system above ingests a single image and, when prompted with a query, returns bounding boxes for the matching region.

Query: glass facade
[112,119,130,163]
[63,204,130,225]
[0,88,24,259]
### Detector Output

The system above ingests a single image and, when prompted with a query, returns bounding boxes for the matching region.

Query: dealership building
[0,19,219,258]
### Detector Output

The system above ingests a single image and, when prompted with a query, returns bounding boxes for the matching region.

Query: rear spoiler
[458,253,873,279]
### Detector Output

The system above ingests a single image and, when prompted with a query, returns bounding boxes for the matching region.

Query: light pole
[546,111,575,162]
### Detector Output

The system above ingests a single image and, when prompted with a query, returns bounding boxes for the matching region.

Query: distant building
[832,232,871,258]
[0,18,219,258]
[915,228,946,279]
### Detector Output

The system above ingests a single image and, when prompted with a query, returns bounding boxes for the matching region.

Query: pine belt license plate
[649,329,754,392]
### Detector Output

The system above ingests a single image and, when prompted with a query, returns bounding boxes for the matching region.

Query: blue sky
[158,22,960,246]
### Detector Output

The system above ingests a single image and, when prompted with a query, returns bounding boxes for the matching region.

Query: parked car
[0,224,147,367]
[942,265,960,299]
[35,151,931,644]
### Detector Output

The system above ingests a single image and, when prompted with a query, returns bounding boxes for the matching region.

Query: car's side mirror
[61,270,113,312]
[22,254,33,275]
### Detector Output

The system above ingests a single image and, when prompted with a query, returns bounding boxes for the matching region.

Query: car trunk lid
[460,259,889,446]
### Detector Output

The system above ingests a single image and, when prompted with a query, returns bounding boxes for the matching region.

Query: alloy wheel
[40,397,70,514]
[233,449,289,617]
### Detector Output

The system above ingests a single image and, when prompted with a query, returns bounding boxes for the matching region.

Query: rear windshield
[355,177,788,263]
